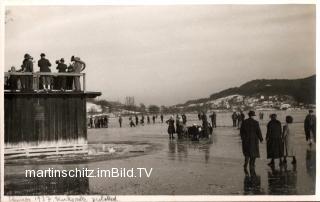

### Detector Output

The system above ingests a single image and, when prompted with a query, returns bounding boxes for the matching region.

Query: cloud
[5,5,315,105]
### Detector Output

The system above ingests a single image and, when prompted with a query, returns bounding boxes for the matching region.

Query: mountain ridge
[181,75,316,107]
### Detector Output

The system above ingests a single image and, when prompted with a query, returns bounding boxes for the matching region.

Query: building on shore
[4,72,101,159]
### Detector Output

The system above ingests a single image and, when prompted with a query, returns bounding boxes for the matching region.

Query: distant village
[87,94,315,118]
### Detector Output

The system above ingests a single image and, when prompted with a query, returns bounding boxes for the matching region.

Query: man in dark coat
[38,53,52,90]
[240,111,263,175]
[266,114,283,166]
[304,110,316,145]
[232,112,238,127]
[160,114,164,123]
[56,58,68,90]
[119,115,123,128]
[210,111,217,128]
[19,53,34,91]
[135,115,139,126]
[201,113,210,138]
[166,116,175,139]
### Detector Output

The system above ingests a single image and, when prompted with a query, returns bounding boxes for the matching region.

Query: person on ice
[304,110,316,146]
[283,115,296,165]
[118,115,123,128]
[266,114,283,167]
[166,116,175,139]
[240,111,263,175]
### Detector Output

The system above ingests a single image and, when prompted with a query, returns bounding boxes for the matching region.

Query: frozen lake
[4,110,316,195]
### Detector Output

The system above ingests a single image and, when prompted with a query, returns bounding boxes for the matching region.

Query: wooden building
[4,72,101,158]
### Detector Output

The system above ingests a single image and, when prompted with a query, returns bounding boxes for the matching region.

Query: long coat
[166,119,175,134]
[266,119,283,159]
[283,123,295,156]
[240,118,263,158]
[304,114,316,141]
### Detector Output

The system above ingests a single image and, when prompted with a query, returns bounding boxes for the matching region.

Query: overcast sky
[5,5,315,105]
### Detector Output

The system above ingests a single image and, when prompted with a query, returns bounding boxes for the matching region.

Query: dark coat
[21,59,33,72]
[266,119,283,159]
[166,119,175,134]
[56,63,67,72]
[38,58,52,72]
[304,114,316,141]
[240,118,263,158]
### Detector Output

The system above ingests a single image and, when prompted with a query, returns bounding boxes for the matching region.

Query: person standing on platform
[65,64,74,90]
[266,114,283,167]
[7,66,18,91]
[19,53,34,91]
[240,111,263,175]
[38,53,52,91]
[119,115,123,128]
[304,110,316,146]
[56,58,68,90]
[70,56,86,91]
[160,114,164,123]
[283,116,296,165]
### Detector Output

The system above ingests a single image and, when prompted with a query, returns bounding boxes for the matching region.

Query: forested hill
[183,75,316,106]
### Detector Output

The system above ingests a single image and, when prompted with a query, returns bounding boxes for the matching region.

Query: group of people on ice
[124,114,164,128]
[231,111,245,129]
[89,115,109,128]
[240,109,316,176]
[166,112,216,140]
[164,109,316,177]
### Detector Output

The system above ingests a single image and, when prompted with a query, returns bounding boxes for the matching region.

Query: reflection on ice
[267,164,297,194]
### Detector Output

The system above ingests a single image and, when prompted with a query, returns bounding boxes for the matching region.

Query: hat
[40,53,45,57]
[248,111,256,117]
[60,58,65,62]
[24,53,31,59]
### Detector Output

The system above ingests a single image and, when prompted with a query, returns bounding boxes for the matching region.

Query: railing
[4,72,86,92]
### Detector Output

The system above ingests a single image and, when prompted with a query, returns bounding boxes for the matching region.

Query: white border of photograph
[0,0,318,201]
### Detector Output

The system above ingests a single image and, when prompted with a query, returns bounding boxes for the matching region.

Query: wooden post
[83,73,86,92]
[33,74,38,91]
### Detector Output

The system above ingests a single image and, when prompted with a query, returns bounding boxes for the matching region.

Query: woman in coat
[166,116,175,139]
[283,116,296,164]
[266,114,283,166]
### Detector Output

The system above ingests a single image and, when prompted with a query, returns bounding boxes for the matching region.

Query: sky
[5,5,316,106]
